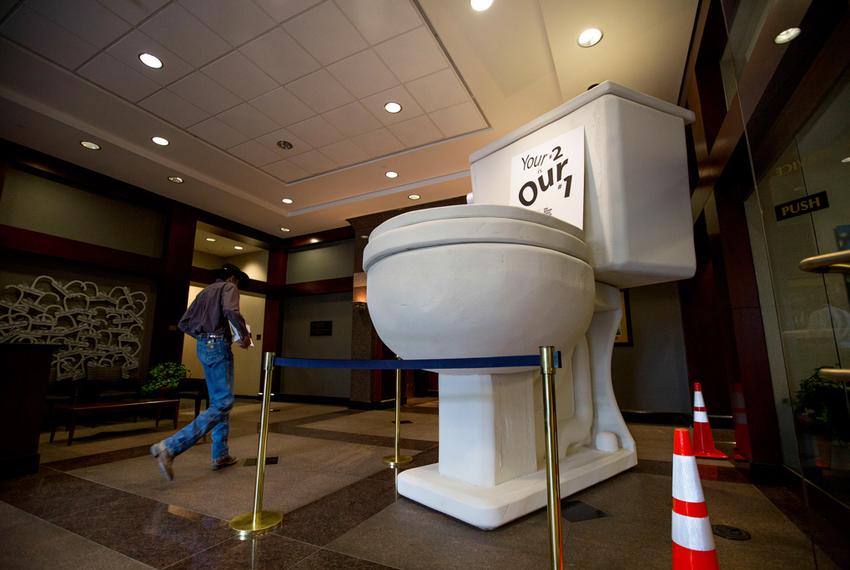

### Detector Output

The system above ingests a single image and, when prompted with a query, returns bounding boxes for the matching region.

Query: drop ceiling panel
[107,30,194,86]
[170,71,242,114]
[239,28,320,85]
[202,51,277,101]
[289,149,336,175]
[28,0,130,48]
[352,128,404,158]
[97,0,169,25]
[430,101,486,138]
[374,26,448,83]
[189,116,249,148]
[229,139,280,167]
[255,127,312,157]
[78,52,160,101]
[217,102,279,138]
[388,115,442,148]
[283,1,368,66]
[338,0,422,44]
[320,139,369,166]
[287,115,344,148]
[140,89,209,127]
[285,69,354,113]
[407,68,470,113]
[327,49,399,99]
[140,3,231,67]
[253,0,322,23]
[361,85,424,126]
[1,5,98,69]
[323,102,383,138]
[264,159,308,181]
[250,87,315,127]
[180,0,276,47]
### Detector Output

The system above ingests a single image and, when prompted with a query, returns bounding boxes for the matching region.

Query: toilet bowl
[363,204,594,371]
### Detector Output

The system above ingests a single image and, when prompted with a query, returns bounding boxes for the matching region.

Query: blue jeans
[163,337,234,461]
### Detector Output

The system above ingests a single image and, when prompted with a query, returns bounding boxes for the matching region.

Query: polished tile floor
[1,400,840,569]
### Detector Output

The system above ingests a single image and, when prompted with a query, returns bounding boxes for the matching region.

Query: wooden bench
[50,398,180,446]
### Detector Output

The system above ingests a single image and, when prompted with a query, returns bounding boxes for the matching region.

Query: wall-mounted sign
[310,320,333,336]
[509,126,585,229]
[775,191,829,221]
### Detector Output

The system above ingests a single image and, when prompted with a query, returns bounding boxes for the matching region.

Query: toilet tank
[469,81,696,288]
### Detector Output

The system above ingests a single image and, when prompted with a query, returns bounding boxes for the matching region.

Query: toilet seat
[363,205,589,271]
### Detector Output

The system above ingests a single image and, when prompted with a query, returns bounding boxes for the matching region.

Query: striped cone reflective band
[672,428,719,570]
[731,384,751,461]
[692,382,727,459]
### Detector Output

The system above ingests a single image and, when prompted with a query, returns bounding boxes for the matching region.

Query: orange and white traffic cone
[692,382,727,459]
[672,428,720,570]
[730,384,751,461]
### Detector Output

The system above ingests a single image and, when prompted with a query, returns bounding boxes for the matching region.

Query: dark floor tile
[399,406,438,415]
[0,467,130,521]
[51,493,233,569]
[275,477,398,546]
[270,410,364,428]
[561,500,606,523]
[45,445,153,472]
[164,534,316,570]
[367,446,439,483]
[292,549,397,569]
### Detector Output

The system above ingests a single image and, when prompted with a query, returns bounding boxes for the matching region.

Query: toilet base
[397,446,636,529]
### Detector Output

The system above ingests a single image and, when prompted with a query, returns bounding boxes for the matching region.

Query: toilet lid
[364,204,589,271]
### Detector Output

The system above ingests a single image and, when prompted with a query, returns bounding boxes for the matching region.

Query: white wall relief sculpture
[0,275,148,380]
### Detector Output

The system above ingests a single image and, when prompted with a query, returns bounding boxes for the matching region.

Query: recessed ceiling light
[577,28,603,47]
[282,197,294,204]
[408,194,421,200]
[309,238,320,244]
[385,170,398,179]
[206,237,216,242]
[842,156,850,163]
[139,52,163,69]
[470,0,493,12]
[384,101,402,113]
[360,235,369,239]
[152,136,169,146]
[276,140,293,150]
[280,227,291,232]
[80,141,100,150]
[233,245,244,250]
[167,176,183,184]
[774,27,801,44]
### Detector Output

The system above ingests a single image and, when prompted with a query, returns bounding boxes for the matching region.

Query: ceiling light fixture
[151,136,169,146]
[842,156,850,163]
[276,140,293,150]
[233,245,244,250]
[280,227,291,232]
[470,0,493,12]
[408,194,421,200]
[577,28,603,47]
[774,27,801,44]
[206,237,216,242]
[282,197,294,204]
[80,141,100,150]
[139,52,163,69]
[385,170,398,179]
[384,101,402,113]
[309,238,320,244]
[167,176,183,184]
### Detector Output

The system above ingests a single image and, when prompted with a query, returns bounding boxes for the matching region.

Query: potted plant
[142,362,189,397]
[792,367,850,469]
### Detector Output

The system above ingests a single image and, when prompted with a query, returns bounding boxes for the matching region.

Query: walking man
[151,263,252,481]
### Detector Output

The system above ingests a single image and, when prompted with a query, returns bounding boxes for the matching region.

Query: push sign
[510,126,585,229]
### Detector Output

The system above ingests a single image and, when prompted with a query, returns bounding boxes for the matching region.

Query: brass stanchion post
[540,346,564,570]
[229,352,283,538]
[383,359,413,468]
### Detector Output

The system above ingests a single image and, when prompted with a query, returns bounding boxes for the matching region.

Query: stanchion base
[229,511,283,539]
[383,454,413,468]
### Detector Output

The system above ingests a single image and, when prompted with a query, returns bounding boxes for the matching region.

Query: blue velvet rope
[273,352,561,370]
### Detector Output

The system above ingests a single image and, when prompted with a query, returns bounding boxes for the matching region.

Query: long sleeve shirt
[178,280,249,340]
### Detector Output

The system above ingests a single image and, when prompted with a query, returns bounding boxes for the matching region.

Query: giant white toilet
[363,82,696,529]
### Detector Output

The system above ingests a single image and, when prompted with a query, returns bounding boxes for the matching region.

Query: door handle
[799,250,850,274]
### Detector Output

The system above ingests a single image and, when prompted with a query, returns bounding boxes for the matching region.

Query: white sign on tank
[509,126,585,229]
